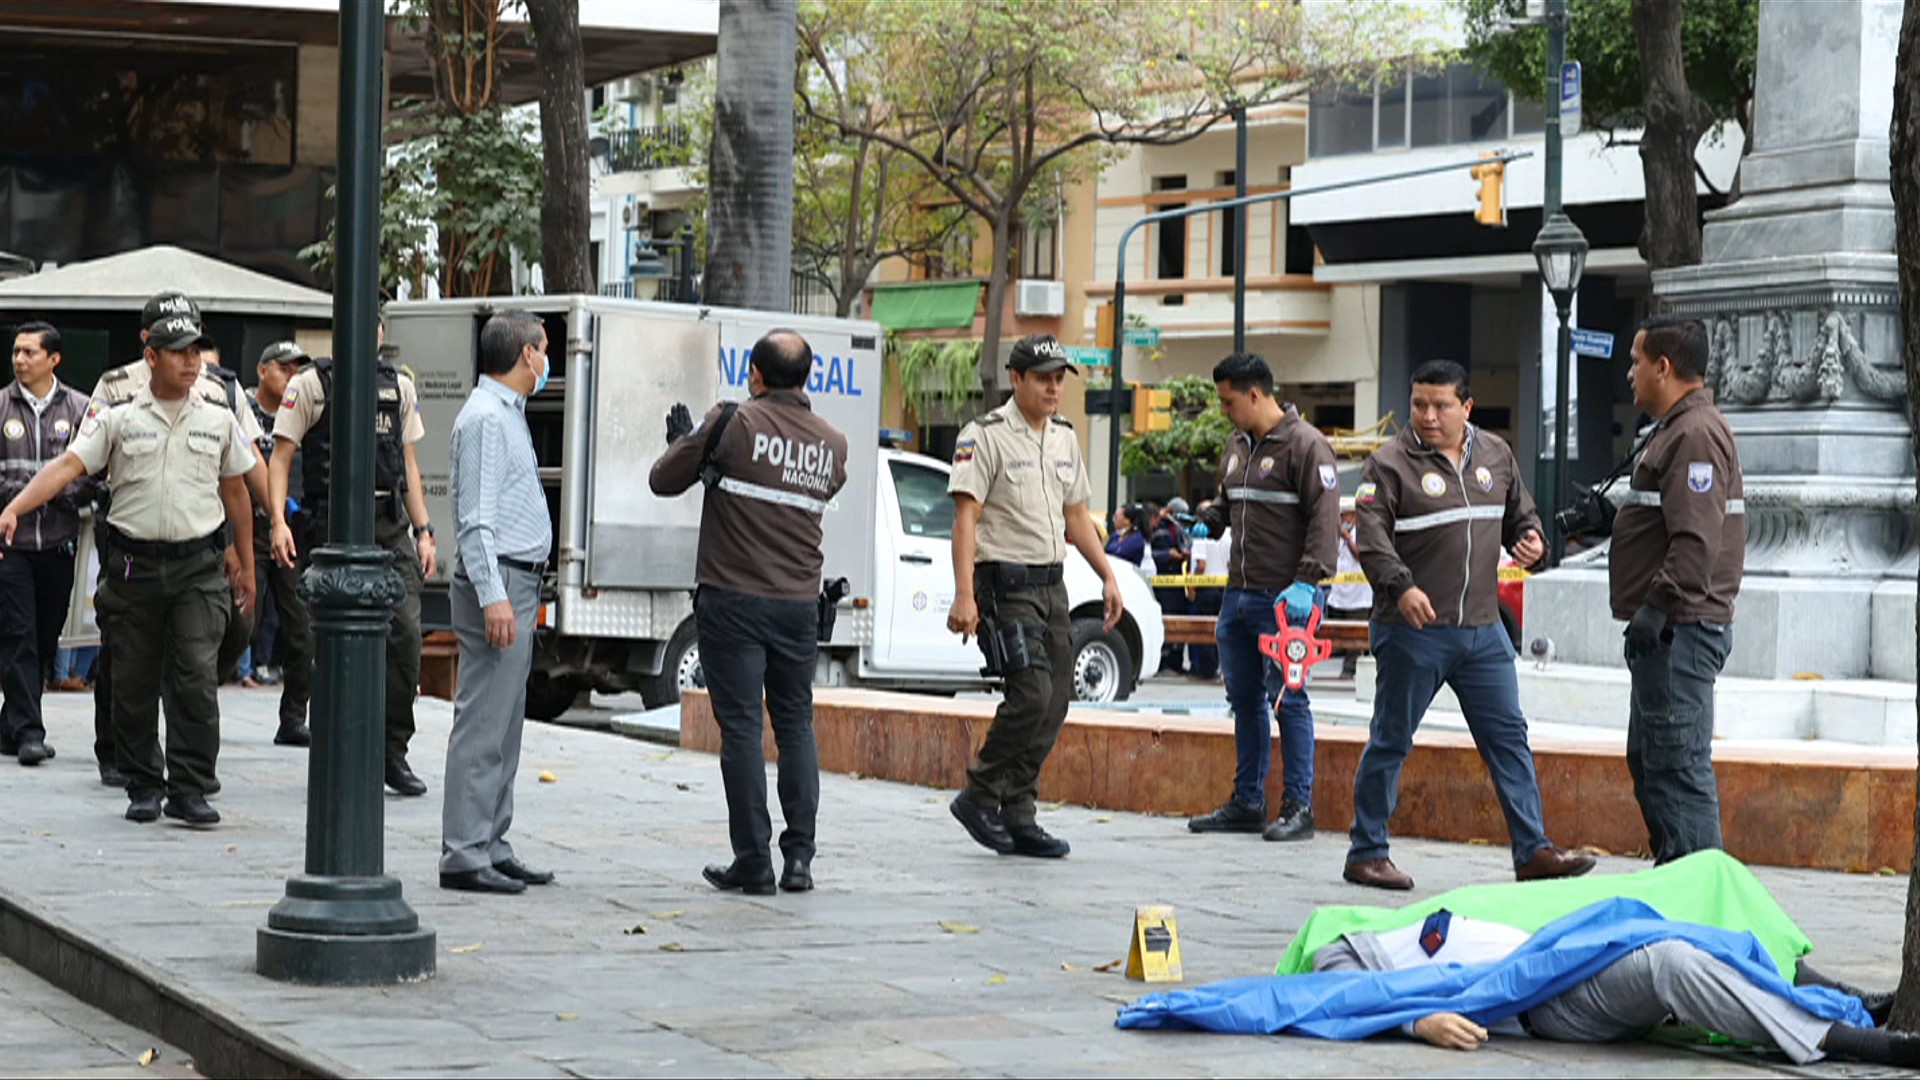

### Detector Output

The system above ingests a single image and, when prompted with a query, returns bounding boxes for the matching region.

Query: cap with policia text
[142,291,201,327]
[146,314,213,351]
[1007,333,1076,375]
[258,340,308,366]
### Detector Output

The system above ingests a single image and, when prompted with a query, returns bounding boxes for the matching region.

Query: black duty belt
[977,561,1064,590]
[104,524,227,559]
[500,556,545,574]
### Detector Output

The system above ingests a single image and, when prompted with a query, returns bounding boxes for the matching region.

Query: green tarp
[1276,850,1814,979]
[870,280,982,331]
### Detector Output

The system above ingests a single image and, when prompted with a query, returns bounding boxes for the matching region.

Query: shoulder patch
[1356,482,1378,504]
[977,413,1007,426]
[102,369,129,383]
[1049,415,1074,428]
[953,438,976,465]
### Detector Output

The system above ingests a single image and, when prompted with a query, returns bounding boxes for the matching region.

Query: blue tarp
[1115,898,1870,1040]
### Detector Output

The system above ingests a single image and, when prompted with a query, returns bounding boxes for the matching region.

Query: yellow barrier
[1149,567,1532,588]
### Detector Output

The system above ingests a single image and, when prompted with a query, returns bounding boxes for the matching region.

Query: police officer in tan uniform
[267,324,438,796]
[86,293,269,790]
[946,334,1123,859]
[1,314,257,826]
[1611,315,1745,864]
[652,329,850,896]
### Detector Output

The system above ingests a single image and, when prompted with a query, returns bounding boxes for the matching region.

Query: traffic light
[1471,152,1506,227]
[1096,302,1116,349]
[1131,381,1172,432]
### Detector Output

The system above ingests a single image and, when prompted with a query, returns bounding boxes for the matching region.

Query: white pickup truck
[388,296,1161,720]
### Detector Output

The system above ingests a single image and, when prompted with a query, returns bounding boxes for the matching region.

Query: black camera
[1553,483,1617,540]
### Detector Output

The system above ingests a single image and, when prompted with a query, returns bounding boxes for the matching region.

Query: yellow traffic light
[1131,382,1173,433]
[1096,303,1116,349]
[1471,153,1505,227]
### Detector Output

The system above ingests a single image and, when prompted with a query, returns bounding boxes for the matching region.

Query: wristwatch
[412,523,435,540]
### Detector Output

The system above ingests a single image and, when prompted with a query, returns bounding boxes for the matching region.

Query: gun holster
[976,588,1047,679]
[817,577,849,643]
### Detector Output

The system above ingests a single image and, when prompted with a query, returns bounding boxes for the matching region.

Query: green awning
[870,280,982,331]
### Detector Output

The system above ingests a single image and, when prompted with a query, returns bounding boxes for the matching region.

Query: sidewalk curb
[0,884,351,1079]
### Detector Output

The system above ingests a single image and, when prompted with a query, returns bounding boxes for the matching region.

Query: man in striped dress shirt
[439,310,555,896]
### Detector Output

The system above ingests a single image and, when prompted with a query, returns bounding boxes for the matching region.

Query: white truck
[387,296,1161,720]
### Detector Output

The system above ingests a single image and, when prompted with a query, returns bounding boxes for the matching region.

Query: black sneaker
[1188,799,1266,834]
[1263,799,1315,842]
[163,792,221,827]
[950,791,1015,854]
[1006,822,1070,859]
[274,722,312,747]
[125,792,162,823]
[16,740,51,766]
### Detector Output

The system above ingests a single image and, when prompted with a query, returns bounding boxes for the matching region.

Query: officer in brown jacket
[1611,315,1744,865]
[1347,359,1594,891]
[1185,352,1338,843]
[652,329,849,897]
[0,321,94,765]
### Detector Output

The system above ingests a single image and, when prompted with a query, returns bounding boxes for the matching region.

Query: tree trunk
[1631,0,1706,269]
[978,210,1015,372]
[706,0,796,312]
[528,0,591,294]
[1889,0,1920,1034]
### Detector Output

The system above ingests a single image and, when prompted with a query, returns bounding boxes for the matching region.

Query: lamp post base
[257,876,435,985]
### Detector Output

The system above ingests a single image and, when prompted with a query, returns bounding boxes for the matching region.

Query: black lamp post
[256,0,435,986]
[1533,210,1588,566]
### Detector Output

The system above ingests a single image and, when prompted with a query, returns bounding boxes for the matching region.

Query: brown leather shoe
[1516,845,1598,882]
[1343,857,1414,891]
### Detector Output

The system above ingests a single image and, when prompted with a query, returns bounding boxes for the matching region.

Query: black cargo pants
[966,575,1073,829]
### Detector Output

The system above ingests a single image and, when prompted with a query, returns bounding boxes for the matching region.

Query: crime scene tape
[1149,567,1532,588]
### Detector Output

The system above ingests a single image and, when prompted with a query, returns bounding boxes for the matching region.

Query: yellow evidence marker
[1125,906,1184,983]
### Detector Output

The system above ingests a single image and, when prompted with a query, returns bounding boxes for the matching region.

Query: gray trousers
[1627,621,1732,864]
[440,564,540,874]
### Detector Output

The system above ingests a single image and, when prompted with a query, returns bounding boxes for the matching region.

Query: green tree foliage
[1459,0,1758,157]
[1121,374,1234,484]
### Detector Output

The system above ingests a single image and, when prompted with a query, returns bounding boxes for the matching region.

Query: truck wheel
[1070,617,1136,704]
[525,673,581,722]
[640,620,702,710]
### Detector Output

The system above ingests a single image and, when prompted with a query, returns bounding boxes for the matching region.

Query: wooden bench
[1163,615,1370,652]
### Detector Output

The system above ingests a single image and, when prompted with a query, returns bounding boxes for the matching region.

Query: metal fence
[601,271,845,318]
[602,126,692,174]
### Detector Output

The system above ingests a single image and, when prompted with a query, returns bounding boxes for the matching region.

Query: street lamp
[1532,210,1588,565]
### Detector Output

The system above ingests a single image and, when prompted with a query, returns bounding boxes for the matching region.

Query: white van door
[873,455,980,674]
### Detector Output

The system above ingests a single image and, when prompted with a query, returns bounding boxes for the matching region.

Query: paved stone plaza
[0,686,1906,1077]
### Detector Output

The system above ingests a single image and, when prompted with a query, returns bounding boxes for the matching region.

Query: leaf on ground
[1092,958,1124,973]
[651,751,673,761]
[137,1048,157,1067]
[1877,867,1901,877]
[674,782,691,792]
[1465,838,1494,846]
[33,830,53,837]
[938,920,981,935]
[985,973,1007,985]
[660,942,686,952]
[538,771,557,783]
[224,845,237,853]
[449,942,484,954]
[555,1013,578,1022]
[1092,815,1114,824]
[650,910,686,920]
[623,924,647,935]
[1576,845,1610,858]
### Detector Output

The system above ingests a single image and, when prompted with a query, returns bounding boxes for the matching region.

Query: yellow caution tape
[1151,566,1531,588]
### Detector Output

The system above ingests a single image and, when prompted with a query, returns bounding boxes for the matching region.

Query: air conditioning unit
[1015,279,1065,318]
[615,78,652,106]
[619,201,651,230]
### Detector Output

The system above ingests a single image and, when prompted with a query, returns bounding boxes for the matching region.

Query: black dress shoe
[492,857,554,885]
[440,866,526,894]
[385,756,428,797]
[99,762,128,787]
[17,740,51,766]
[1006,822,1071,859]
[702,861,776,895]
[950,791,1015,854]
[1188,798,1266,834]
[274,723,312,748]
[1262,799,1315,842]
[125,792,162,823]
[780,857,813,892]
[163,792,221,827]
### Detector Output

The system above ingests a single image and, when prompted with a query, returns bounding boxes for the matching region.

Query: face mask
[530,350,550,396]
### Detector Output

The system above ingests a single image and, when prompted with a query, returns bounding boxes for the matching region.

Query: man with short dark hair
[440,309,554,894]
[0,321,93,765]
[246,342,313,746]
[1612,315,1744,864]
[652,329,850,895]
[1188,352,1338,843]
[1346,359,1593,890]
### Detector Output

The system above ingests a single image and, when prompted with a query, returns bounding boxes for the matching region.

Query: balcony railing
[600,271,840,317]
[602,125,692,174]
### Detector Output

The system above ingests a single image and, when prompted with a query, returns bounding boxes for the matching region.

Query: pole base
[257,925,435,986]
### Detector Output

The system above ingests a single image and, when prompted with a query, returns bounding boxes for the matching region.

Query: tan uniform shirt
[947,400,1091,566]
[272,364,427,445]
[89,358,265,446]
[68,388,257,542]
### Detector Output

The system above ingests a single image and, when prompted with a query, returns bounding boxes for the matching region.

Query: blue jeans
[1216,587,1316,808]
[1348,621,1550,868]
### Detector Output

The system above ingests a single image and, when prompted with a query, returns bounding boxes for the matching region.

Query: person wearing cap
[1186,352,1337,844]
[244,341,313,747]
[85,293,269,791]
[1347,359,1592,890]
[945,334,1123,860]
[2,313,258,826]
[652,328,850,896]
[267,317,437,797]
[0,321,94,767]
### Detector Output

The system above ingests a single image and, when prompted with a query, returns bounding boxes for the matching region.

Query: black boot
[1824,1023,1920,1067]
[385,756,427,796]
